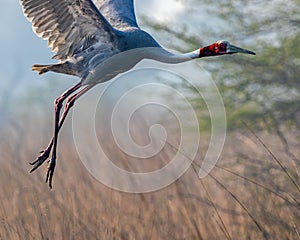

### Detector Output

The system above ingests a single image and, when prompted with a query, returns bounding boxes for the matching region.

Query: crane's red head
[199,40,256,58]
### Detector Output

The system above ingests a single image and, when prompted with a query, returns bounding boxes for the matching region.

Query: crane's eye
[219,43,227,51]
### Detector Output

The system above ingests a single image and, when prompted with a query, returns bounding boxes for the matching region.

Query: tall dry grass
[0,114,299,240]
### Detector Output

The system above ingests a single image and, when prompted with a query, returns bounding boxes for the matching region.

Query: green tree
[143,0,300,130]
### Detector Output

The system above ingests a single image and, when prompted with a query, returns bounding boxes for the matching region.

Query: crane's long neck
[154,49,201,64]
[145,48,200,64]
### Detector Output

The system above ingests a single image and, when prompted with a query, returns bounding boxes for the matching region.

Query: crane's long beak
[227,44,256,55]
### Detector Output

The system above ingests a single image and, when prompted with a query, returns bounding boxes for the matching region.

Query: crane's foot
[46,156,56,189]
[30,148,51,173]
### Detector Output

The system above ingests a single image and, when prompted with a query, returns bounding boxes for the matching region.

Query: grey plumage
[94,0,138,29]
[20,0,160,79]
[22,0,116,60]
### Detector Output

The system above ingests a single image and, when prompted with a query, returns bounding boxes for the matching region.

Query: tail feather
[32,64,51,75]
[32,62,77,76]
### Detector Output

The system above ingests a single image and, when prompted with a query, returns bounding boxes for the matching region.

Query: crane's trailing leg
[44,84,95,188]
[29,83,82,177]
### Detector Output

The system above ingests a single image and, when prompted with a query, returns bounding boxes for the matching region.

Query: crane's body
[20,0,255,188]
[33,29,199,85]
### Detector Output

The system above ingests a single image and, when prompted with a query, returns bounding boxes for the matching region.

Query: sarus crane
[20,0,256,188]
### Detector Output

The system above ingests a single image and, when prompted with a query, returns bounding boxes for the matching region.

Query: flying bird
[20,0,255,188]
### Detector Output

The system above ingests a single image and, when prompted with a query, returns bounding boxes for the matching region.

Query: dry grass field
[0,114,299,240]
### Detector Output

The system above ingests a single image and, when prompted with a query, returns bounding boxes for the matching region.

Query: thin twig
[163,140,267,239]
[214,164,300,208]
[242,120,300,193]
[200,178,232,240]
[189,161,231,240]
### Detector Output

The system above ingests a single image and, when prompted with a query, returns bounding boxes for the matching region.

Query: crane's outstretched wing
[93,0,138,30]
[20,0,118,60]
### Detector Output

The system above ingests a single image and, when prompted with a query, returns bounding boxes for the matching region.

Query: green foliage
[217,33,300,130]
[144,0,300,131]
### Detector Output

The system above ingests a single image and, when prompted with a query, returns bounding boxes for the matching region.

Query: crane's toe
[29,148,51,172]
[46,156,56,189]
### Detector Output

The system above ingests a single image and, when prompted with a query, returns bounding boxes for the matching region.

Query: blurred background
[0,0,299,239]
